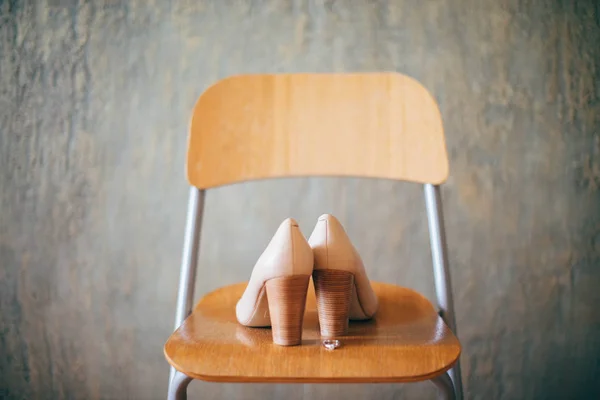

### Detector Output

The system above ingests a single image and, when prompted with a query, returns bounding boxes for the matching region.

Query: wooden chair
[164,73,463,399]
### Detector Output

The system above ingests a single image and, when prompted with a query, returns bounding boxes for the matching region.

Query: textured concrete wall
[1,1,599,399]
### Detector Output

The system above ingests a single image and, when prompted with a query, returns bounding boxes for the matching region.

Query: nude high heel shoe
[236,218,314,346]
[308,214,379,338]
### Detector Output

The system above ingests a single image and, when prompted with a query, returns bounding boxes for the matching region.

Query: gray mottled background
[1,0,599,399]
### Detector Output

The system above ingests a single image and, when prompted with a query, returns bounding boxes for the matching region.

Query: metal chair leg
[448,364,463,400]
[168,371,192,400]
[431,372,456,400]
[425,184,463,399]
[169,187,205,384]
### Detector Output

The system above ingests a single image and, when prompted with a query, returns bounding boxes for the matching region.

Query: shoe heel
[313,269,354,337]
[265,275,310,346]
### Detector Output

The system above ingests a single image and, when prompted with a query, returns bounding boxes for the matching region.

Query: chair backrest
[187,73,448,189]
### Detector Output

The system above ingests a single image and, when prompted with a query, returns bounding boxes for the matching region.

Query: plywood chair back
[187,73,449,188]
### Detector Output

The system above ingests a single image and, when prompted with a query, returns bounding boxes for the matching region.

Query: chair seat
[164,281,461,383]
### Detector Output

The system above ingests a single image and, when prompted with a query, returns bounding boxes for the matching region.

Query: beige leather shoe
[236,218,313,346]
[308,214,379,337]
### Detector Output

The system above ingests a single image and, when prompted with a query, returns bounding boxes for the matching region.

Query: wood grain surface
[165,281,460,383]
[1,1,599,399]
[188,73,449,188]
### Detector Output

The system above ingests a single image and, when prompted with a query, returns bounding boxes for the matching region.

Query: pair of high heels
[236,214,378,346]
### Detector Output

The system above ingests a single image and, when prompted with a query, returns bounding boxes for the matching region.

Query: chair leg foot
[168,371,192,400]
[448,363,463,399]
[431,372,456,400]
